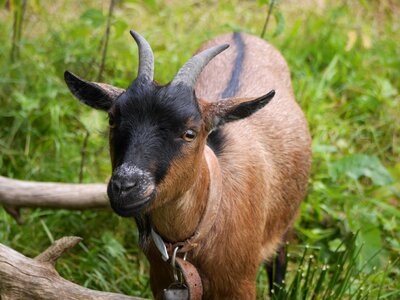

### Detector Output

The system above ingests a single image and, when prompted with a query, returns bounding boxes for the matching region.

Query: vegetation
[0,0,399,298]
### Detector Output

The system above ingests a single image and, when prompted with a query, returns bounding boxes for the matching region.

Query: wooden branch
[0,175,109,210]
[97,0,117,81]
[0,237,146,299]
[79,130,90,183]
[260,0,276,39]
[35,236,83,266]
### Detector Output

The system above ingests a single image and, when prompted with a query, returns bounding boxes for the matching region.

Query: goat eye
[182,129,197,142]
[108,113,116,128]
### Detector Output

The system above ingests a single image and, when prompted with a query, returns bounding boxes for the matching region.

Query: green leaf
[367,199,400,218]
[328,238,345,252]
[347,207,384,270]
[273,10,285,37]
[358,213,384,269]
[14,92,40,116]
[329,154,393,186]
[113,19,128,38]
[312,144,337,153]
[143,0,158,10]
[379,78,398,98]
[80,9,106,28]
[79,110,105,134]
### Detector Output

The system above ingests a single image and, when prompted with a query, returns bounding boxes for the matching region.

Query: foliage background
[0,0,399,298]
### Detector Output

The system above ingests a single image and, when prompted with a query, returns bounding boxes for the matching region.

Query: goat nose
[112,177,138,195]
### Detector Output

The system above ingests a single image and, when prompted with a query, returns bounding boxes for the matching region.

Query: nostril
[113,179,122,192]
[112,176,139,194]
[123,181,138,191]
[110,164,155,200]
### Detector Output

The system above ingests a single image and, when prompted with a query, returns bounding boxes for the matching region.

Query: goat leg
[265,244,286,293]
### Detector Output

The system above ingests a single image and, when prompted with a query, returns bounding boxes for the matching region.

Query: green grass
[0,0,399,299]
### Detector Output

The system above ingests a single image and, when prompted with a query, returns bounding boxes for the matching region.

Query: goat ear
[64,71,125,111]
[203,90,275,131]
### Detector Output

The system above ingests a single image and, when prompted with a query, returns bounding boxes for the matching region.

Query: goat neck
[150,146,222,246]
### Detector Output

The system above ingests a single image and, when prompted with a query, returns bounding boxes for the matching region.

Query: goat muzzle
[107,164,156,217]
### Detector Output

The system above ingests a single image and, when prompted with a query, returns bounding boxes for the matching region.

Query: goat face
[107,81,206,216]
[64,31,274,217]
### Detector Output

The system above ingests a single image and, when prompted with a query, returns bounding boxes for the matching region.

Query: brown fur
[146,33,311,299]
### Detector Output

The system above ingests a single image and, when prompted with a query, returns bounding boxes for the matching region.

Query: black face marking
[221,32,245,98]
[107,79,203,217]
[64,71,116,110]
[134,214,152,250]
[110,79,202,184]
[207,129,226,156]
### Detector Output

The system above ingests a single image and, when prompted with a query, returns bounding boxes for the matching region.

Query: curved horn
[130,30,154,81]
[171,44,229,88]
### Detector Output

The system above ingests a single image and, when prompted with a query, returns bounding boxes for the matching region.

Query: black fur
[266,243,287,293]
[207,129,226,156]
[113,80,203,240]
[134,214,152,250]
[64,71,114,110]
[110,79,202,184]
[221,32,245,99]
[208,32,244,156]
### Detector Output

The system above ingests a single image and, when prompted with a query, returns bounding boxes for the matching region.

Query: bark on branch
[0,236,146,299]
[0,175,109,222]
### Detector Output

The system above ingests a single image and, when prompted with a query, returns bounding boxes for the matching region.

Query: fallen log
[0,236,146,300]
[0,175,109,223]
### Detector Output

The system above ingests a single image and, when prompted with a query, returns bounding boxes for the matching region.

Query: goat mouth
[109,193,155,217]
[107,184,156,217]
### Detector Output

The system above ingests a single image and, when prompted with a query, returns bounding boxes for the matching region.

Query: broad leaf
[80,9,106,28]
[329,154,393,186]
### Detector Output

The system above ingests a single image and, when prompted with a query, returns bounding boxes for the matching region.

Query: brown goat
[65,31,311,299]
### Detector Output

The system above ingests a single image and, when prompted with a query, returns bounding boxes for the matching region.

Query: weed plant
[0,1,399,298]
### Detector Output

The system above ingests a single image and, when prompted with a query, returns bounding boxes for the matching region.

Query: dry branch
[0,175,109,223]
[0,236,146,299]
[0,175,109,210]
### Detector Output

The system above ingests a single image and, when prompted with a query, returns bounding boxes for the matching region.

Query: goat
[64,31,311,299]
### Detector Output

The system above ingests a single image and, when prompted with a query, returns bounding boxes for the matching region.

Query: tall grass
[0,0,399,298]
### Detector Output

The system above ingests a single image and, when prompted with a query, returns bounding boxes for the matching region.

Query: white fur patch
[114,163,150,178]
[113,163,154,194]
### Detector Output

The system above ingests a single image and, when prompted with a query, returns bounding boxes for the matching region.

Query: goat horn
[130,30,154,82]
[171,44,229,88]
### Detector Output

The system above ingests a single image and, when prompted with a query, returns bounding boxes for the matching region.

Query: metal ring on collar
[171,246,180,282]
